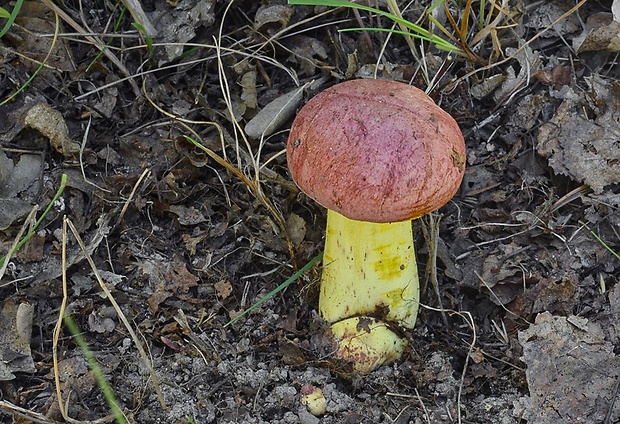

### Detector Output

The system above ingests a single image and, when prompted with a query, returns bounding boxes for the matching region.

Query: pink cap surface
[287,79,466,223]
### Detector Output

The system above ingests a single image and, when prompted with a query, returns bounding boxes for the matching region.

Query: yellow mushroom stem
[319,210,420,373]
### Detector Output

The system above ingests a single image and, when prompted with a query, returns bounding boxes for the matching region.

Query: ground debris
[537,76,620,193]
[0,300,35,380]
[516,312,620,423]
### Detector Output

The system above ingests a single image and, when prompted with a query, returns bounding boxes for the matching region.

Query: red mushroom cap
[287,79,466,223]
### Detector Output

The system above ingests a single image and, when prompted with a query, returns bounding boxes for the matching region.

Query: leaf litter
[0,0,619,422]
[515,312,620,423]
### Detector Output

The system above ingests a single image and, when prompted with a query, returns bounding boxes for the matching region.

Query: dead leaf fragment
[214,279,233,300]
[0,150,12,184]
[537,77,620,193]
[493,46,541,105]
[240,70,258,110]
[140,254,199,313]
[87,309,116,333]
[244,85,306,139]
[24,103,80,158]
[285,213,306,246]
[6,1,76,74]
[16,230,45,263]
[245,78,326,139]
[573,13,620,53]
[151,0,216,61]
[169,205,208,226]
[0,150,42,230]
[523,1,581,37]
[254,5,294,33]
[515,312,620,423]
[470,74,504,99]
[0,300,36,380]
[285,35,328,76]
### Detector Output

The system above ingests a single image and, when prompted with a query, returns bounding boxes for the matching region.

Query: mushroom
[287,79,466,373]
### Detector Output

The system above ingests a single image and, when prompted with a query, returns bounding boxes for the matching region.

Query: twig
[420,213,448,326]
[604,374,620,424]
[63,217,168,410]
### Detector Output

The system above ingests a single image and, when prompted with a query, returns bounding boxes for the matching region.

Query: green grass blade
[0,0,23,39]
[63,314,127,424]
[340,27,463,54]
[290,0,427,35]
[288,0,460,55]
[131,21,154,60]
[0,174,68,269]
[86,6,127,72]
[587,228,620,261]
[224,252,323,328]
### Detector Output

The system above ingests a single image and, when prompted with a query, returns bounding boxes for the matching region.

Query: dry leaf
[493,46,541,105]
[245,77,327,139]
[245,85,306,139]
[285,213,306,246]
[515,312,620,423]
[169,205,208,226]
[214,280,233,299]
[141,254,199,313]
[16,231,45,263]
[151,0,216,61]
[87,309,116,333]
[0,151,42,230]
[0,300,36,380]
[6,1,75,74]
[537,77,620,193]
[523,1,580,37]
[470,74,504,99]
[573,13,620,53]
[254,5,294,33]
[240,70,258,110]
[285,35,328,76]
[24,103,80,158]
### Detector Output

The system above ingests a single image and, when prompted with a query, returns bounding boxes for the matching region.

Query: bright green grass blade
[340,27,463,54]
[224,252,323,328]
[0,0,23,39]
[288,0,460,55]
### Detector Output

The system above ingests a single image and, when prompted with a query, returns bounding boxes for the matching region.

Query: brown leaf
[279,338,306,366]
[0,300,36,380]
[574,13,620,53]
[254,5,294,33]
[516,312,620,423]
[24,103,80,158]
[537,77,620,193]
[285,213,306,246]
[214,279,233,300]
[284,35,328,76]
[7,1,76,73]
[240,70,258,110]
[141,255,199,313]
[169,205,208,226]
[17,231,45,263]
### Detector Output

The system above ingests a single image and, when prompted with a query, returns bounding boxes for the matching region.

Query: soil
[0,0,619,423]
